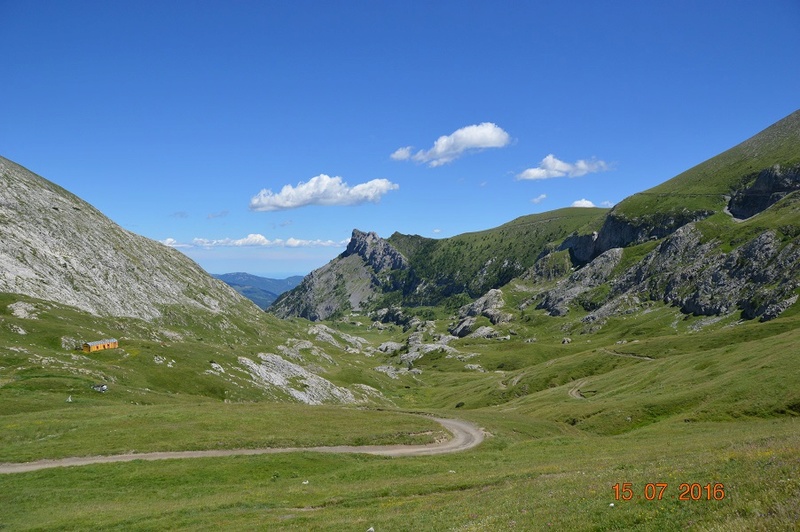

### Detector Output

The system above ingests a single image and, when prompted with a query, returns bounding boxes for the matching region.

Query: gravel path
[0,416,484,474]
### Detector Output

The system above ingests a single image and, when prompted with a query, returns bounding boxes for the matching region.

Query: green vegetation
[0,402,443,463]
[614,111,800,221]
[2,283,798,529]
[1,113,799,529]
[2,417,797,530]
[386,207,608,305]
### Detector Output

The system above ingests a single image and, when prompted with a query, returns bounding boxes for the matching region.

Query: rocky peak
[270,231,409,321]
[343,229,408,273]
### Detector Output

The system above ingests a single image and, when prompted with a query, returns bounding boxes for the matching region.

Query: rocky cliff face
[621,226,799,321]
[343,229,408,272]
[533,222,800,323]
[524,111,800,323]
[559,208,712,264]
[0,156,257,321]
[728,164,800,219]
[270,229,409,321]
[448,288,513,337]
[536,248,623,316]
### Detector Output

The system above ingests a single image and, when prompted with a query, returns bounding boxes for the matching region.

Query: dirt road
[568,378,587,399]
[0,416,484,474]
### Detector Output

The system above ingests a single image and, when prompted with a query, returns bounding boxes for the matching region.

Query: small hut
[82,338,119,353]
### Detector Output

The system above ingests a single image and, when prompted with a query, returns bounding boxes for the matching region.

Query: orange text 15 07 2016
[611,482,726,501]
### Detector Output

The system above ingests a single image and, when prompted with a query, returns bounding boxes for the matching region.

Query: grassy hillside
[614,109,800,220]
[1,288,798,530]
[386,207,608,306]
[0,291,416,416]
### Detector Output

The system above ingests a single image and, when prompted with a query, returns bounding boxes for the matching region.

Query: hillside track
[568,379,587,399]
[0,416,484,474]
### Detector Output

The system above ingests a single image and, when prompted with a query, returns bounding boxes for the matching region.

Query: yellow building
[82,338,119,353]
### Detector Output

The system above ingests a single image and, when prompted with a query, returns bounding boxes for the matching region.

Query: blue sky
[2,1,799,277]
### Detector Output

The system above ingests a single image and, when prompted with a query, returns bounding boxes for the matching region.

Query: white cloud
[250,174,399,212]
[160,238,191,248]
[571,199,597,208]
[191,234,348,248]
[517,154,609,180]
[530,194,547,204]
[390,146,413,161]
[163,235,349,249]
[393,122,511,167]
[600,200,614,208]
[432,228,442,234]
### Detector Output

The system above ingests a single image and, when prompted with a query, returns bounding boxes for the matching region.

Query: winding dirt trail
[568,379,587,399]
[0,416,484,474]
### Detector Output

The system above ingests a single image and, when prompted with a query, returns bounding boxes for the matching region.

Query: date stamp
[612,482,726,501]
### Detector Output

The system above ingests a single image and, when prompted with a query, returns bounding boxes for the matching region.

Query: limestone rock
[344,229,408,272]
[449,316,476,338]
[468,326,498,339]
[270,230,409,321]
[458,289,513,325]
[583,226,800,323]
[728,164,800,219]
[537,248,622,316]
[378,341,404,354]
[0,157,255,322]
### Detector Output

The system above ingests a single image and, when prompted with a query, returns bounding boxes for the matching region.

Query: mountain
[269,209,607,320]
[272,110,800,325]
[2,116,799,531]
[0,156,261,323]
[269,229,409,320]
[530,110,800,324]
[213,273,304,309]
[0,155,390,407]
[560,109,800,264]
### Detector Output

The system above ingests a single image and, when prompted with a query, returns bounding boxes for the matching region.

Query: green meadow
[1,288,798,530]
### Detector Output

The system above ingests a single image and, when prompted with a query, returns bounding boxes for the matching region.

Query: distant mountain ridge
[272,110,800,324]
[213,273,303,309]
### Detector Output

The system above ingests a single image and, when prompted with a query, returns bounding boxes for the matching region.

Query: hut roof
[84,338,118,347]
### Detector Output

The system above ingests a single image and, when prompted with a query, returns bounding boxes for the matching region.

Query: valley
[1,110,799,530]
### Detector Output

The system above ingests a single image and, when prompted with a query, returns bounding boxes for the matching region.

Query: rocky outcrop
[728,164,800,219]
[0,157,255,321]
[584,225,800,322]
[537,248,622,316]
[343,230,408,272]
[459,289,512,325]
[468,325,499,339]
[559,209,711,264]
[449,316,476,338]
[449,289,512,336]
[270,230,409,321]
[528,217,800,324]
[239,353,356,405]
